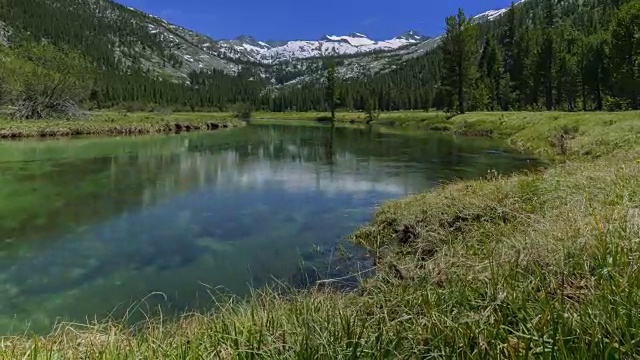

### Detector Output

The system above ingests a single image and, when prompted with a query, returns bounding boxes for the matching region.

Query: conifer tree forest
[0,0,639,115]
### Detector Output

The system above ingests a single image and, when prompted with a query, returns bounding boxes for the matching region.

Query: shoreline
[0,113,246,139]
[2,111,640,358]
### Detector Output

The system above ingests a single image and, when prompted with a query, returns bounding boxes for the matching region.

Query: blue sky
[116,0,514,41]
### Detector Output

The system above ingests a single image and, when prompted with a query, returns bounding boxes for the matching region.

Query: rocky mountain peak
[347,32,368,38]
[394,30,427,42]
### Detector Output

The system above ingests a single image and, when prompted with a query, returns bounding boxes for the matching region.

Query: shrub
[603,95,630,111]
[9,42,93,120]
[316,115,334,122]
[13,98,85,119]
[549,125,579,155]
[152,105,173,115]
[119,101,149,113]
[428,123,453,132]
[231,102,253,120]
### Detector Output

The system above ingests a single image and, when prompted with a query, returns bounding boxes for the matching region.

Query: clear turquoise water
[0,124,538,334]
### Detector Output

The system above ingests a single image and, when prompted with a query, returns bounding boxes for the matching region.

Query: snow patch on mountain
[393,30,424,42]
[475,9,509,20]
[325,34,376,46]
[473,0,526,22]
[215,31,428,64]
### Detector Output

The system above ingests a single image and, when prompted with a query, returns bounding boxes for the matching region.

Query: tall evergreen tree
[540,0,557,110]
[324,62,338,120]
[479,36,503,110]
[441,8,479,114]
[583,34,608,110]
[609,0,640,109]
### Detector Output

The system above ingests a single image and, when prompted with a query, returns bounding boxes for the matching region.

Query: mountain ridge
[228,30,428,45]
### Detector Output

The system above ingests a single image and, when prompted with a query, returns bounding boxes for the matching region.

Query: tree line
[439,0,640,113]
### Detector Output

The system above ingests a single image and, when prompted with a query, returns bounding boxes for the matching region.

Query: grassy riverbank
[0,110,426,139]
[254,110,640,157]
[0,112,243,138]
[251,110,445,125]
[2,111,640,359]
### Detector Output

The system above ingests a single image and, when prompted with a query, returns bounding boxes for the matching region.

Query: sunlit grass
[448,111,640,157]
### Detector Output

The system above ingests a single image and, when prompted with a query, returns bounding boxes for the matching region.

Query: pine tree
[583,34,608,110]
[423,87,434,112]
[440,8,479,114]
[479,36,503,110]
[502,4,519,109]
[541,0,557,110]
[365,89,378,122]
[324,62,338,120]
[609,0,640,109]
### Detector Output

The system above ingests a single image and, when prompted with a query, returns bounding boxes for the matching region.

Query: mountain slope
[0,0,246,80]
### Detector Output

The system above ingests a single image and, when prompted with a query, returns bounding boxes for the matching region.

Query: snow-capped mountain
[393,30,427,42]
[216,31,429,64]
[473,0,526,22]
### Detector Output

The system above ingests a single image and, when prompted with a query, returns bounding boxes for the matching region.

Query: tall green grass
[2,111,640,359]
[0,113,244,139]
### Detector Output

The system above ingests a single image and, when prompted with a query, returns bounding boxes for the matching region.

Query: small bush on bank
[428,123,453,132]
[4,43,93,120]
[231,102,253,120]
[13,98,86,120]
[152,105,173,115]
[316,115,334,122]
[118,101,151,113]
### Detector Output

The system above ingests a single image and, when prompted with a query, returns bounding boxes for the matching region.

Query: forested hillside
[0,0,266,115]
[0,0,639,116]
